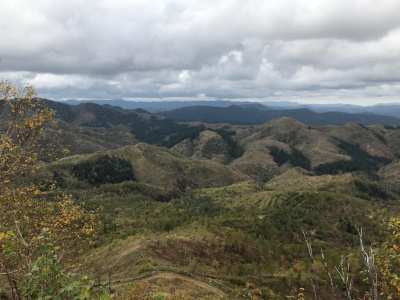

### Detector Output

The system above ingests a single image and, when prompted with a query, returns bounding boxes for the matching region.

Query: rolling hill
[171,117,400,181]
[41,98,400,185]
[44,100,205,149]
[44,143,249,192]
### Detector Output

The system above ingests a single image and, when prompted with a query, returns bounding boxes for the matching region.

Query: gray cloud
[1,0,400,104]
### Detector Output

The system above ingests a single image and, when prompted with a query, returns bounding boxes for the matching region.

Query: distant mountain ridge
[63,99,256,113]
[62,99,400,118]
[159,104,400,126]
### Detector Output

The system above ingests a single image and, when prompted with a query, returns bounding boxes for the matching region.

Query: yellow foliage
[0,79,99,297]
[373,217,400,298]
[0,80,56,180]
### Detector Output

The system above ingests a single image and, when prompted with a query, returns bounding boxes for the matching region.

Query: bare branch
[357,228,378,300]
[321,249,338,300]
[302,230,322,300]
[334,255,353,300]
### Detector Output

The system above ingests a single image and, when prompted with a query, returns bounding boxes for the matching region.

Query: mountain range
[159,104,400,125]
[55,99,400,127]
[63,99,400,118]
[42,99,400,184]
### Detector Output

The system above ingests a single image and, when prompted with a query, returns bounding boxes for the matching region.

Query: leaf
[45,285,54,294]
[0,232,7,241]
[41,261,50,268]
[30,262,39,272]
[80,287,90,299]
[40,244,51,255]
[100,292,112,300]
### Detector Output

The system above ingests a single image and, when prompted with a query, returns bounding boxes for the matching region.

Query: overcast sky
[1,0,400,105]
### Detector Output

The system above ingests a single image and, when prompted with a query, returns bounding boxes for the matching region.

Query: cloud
[0,0,400,104]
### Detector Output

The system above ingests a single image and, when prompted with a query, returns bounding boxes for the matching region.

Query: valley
[13,100,400,299]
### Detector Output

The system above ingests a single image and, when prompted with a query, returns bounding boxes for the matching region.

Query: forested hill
[43,99,204,148]
[42,100,400,172]
[159,104,400,125]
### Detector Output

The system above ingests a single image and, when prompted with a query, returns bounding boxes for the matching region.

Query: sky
[1,0,400,105]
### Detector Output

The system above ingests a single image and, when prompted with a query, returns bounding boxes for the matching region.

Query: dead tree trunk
[357,228,378,300]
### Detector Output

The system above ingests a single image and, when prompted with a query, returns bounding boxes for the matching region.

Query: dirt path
[140,271,226,296]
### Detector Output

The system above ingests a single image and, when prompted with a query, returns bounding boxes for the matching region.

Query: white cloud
[0,0,400,104]
[178,70,190,82]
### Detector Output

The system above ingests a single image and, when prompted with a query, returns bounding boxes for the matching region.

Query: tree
[374,217,400,298]
[0,80,56,180]
[0,78,102,298]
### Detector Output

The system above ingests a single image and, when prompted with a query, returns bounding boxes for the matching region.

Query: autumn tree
[0,79,102,298]
[374,217,400,298]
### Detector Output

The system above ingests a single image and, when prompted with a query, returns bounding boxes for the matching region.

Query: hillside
[51,121,139,155]
[44,143,249,192]
[170,117,399,182]
[172,130,232,164]
[54,164,399,299]
[236,117,349,168]
[44,100,205,149]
